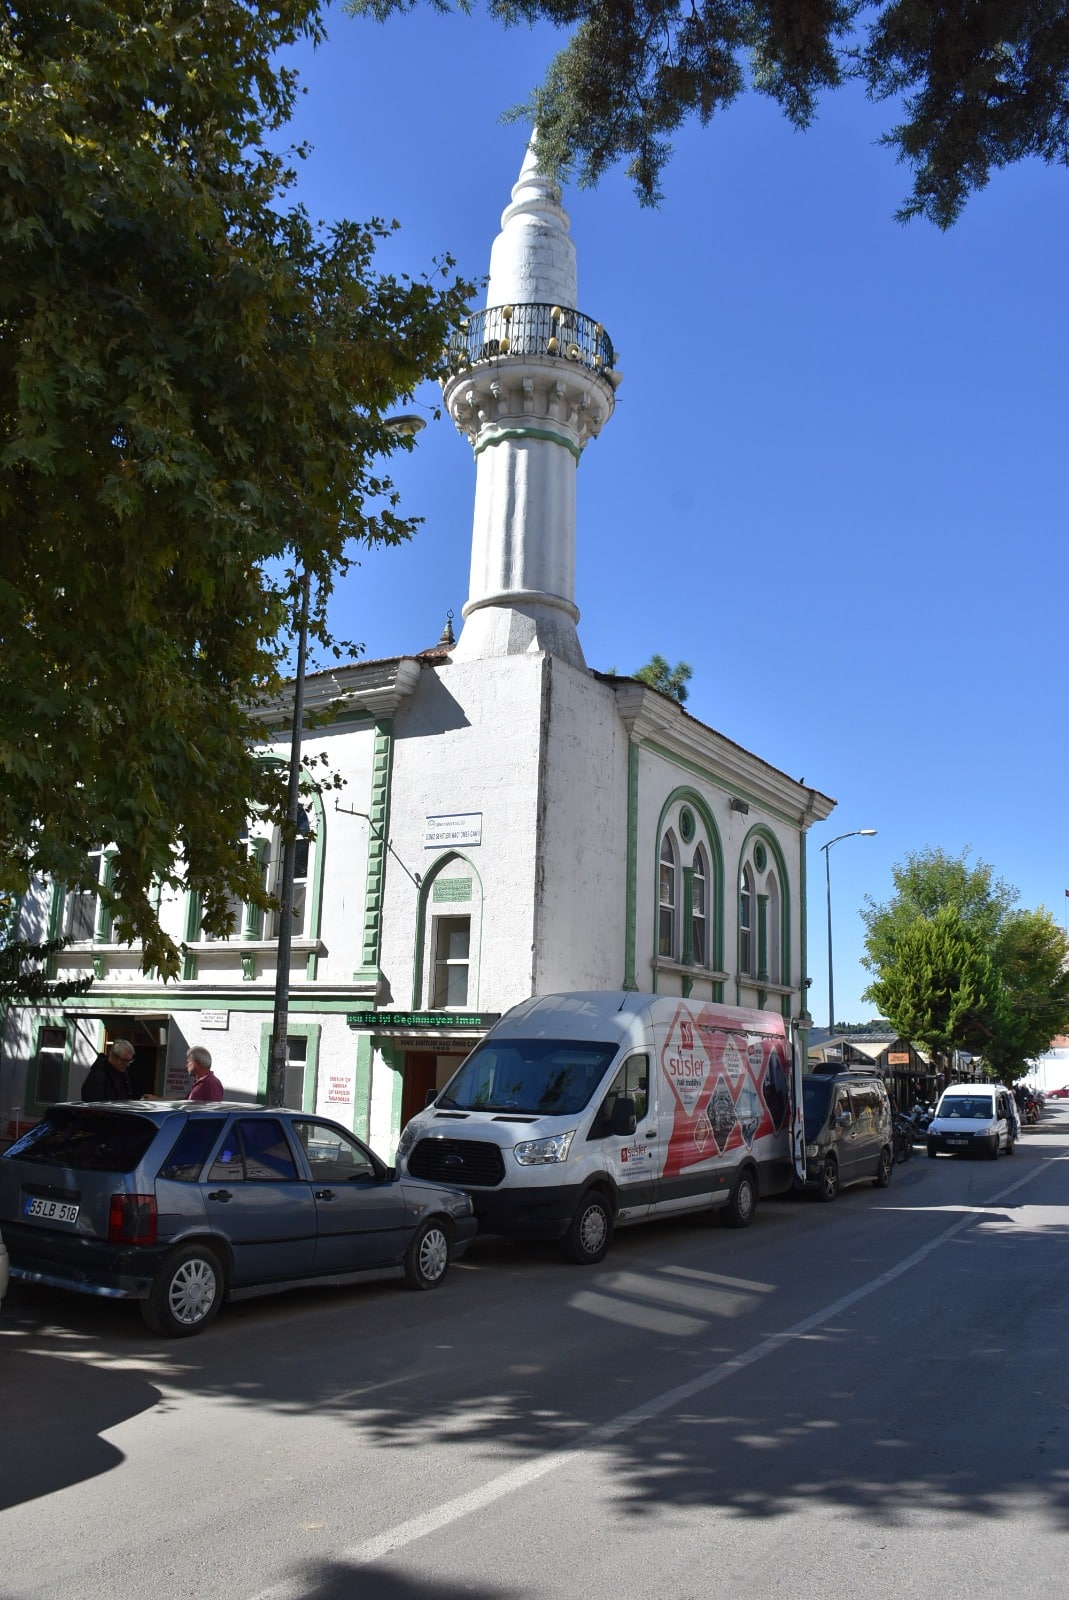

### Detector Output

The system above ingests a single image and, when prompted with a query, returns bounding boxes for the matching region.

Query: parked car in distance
[1045,1085,1069,1100]
[926,1084,1016,1160]
[0,1102,477,1336]
[802,1068,894,1201]
[0,1223,8,1310]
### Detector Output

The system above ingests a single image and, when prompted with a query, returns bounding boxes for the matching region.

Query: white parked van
[926,1082,1017,1159]
[395,992,802,1264]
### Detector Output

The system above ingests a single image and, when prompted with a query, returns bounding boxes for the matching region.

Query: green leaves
[861,847,1069,1077]
[347,0,1069,224]
[0,0,471,976]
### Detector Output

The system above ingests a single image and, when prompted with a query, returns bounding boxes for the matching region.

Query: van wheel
[873,1146,893,1188]
[560,1192,614,1265]
[141,1243,224,1337]
[818,1157,840,1202]
[720,1170,757,1229]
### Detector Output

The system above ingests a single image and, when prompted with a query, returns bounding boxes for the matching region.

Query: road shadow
[0,1347,160,1510]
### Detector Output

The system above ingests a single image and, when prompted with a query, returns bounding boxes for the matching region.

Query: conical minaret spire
[443,135,620,667]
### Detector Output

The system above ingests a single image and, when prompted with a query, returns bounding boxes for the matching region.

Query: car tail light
[108,1193,158,1245]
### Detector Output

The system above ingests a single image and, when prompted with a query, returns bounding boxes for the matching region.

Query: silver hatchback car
[0,1102,477,1336]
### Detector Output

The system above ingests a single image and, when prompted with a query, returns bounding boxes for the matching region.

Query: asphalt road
[2,1111,1068,1600]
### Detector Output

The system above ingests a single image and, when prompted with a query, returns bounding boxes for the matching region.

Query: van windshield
[802,1077,833,1140]
[937,1094,995,1120]
[437,1038,619,1115]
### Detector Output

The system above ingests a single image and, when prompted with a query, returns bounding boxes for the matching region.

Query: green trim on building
[623,742,640,989]
[652,785,726,985]
[359,719,394,978]
[256,1019,321,1111]
[473,426,582,464]
[353,1032,374,1142]
[736,823,793,1018]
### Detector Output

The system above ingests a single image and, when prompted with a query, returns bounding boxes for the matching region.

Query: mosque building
[3,142,834,1153]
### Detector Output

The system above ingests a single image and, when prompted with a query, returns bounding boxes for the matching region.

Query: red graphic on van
[660,1003,786,1176]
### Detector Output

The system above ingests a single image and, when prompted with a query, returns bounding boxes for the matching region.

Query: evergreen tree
[633,654,693,706]
[349,0,1069,226]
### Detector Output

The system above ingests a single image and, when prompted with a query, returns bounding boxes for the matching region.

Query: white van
[926,1082,1017,1159]
[394,991,802,1264]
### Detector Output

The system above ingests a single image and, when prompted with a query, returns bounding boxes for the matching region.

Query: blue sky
[278,4,1068,1026]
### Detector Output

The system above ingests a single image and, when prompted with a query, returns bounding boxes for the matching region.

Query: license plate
[24,1197,79,1224]
[947,1138,969,1148]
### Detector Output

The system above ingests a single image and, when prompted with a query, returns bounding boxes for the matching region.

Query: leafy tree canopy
[633,654,693,705]
[861,848,1069,1078]
[349,0,1069,226]
[0,1,471,978]
[864,903,1007,1069]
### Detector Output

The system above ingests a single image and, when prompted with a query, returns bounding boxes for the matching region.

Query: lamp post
[268,413,426,1107]
[821,829,877,1037]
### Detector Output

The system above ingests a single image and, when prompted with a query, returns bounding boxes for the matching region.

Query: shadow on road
[0,1347,160,1510]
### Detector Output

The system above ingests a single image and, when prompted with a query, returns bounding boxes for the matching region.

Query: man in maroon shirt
[186,1046,224,1102]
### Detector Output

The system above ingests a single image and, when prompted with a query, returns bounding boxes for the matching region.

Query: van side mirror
[610,1096,637,1136]
[424,1088,438,1108]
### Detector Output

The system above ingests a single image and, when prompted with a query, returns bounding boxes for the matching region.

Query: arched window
[271,806,311,938]
[658,835,677,958]
[691,847,708,967]
[739,865,755,976]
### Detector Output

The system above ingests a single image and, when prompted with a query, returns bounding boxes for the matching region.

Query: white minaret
[443,137,620,668]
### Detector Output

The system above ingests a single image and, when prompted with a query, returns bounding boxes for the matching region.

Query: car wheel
[403,1218,451,1289]
[874,1146,893,1188]
[720,1169,757,1229]
[1006,1136,1015,1155]
[818,1157,840,1202]
[560,1191,614,1265]
[142,1243,224,1338]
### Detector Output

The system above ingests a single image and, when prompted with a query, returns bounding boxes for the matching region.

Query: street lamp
[268,413,426,1107]
[821,829,877,1036]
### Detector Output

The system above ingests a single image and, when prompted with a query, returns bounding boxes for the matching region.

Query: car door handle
[314,1189,336,1201]
[207,1190,232,1202]
[644,1129,657,1139]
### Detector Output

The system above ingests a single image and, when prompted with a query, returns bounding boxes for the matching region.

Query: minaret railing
[446,304,614,375]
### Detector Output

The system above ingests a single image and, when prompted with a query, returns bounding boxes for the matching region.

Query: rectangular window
[691,868,706,967]
[34,1026,68,1104]
[432,917,470,1007]
[283,1035,308,1110]
[658,866,675,958]
[65,848,104,942]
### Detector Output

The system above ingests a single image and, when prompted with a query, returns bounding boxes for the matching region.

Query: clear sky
[277,4,1068,1026]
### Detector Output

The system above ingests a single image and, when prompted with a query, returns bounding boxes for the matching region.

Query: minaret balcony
[446,303,615,376]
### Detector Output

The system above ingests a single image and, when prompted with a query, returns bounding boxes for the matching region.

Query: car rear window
[4,1109,158,1173]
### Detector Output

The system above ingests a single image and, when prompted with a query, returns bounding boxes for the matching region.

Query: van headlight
[396,1123,419,1162]
[514,1131,575,1166]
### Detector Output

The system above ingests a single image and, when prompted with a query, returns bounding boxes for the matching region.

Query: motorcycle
[892,1112,914,1164]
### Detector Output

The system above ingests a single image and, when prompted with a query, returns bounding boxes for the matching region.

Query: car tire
[560,1190,614,1265]
[818,1157,840,1202]
[989,1139,1001,1160]
[873,1146,893,1188]
[720,1169,757,1229]
[142,1242,224,1338]
[403,1218,451,1289]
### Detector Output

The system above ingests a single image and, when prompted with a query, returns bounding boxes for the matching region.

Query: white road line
[250,1155,1055,1600]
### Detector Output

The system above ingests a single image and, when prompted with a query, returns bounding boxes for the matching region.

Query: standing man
[81,1040,136,1101]
[186,1046,224,1102]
